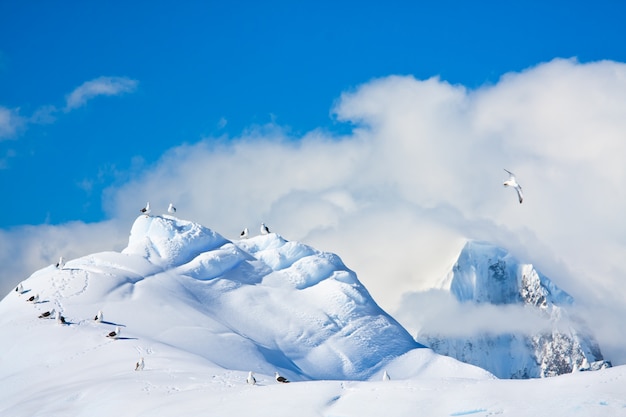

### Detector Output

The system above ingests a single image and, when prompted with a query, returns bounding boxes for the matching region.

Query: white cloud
[64,76,138,111]
[2,58,626,363]
[0,76,137,142]
[0,106,23,139]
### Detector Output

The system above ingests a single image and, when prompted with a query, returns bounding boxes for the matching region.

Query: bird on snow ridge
[56,311,67,325]
[261,223,270,235]
[240,228,249,239]
[106,326,121,339]
[168,203,176,214]
[140,202,151,216]
[246,371,256,385]
[274,372,289,383]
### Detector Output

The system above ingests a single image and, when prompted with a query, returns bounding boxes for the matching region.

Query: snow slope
[1,217,624,416]
[422,240,610,378]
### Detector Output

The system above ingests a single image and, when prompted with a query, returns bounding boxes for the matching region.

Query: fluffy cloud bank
[2,58,626,363]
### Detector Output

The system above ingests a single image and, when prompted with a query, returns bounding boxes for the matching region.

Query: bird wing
[515,185,524,203]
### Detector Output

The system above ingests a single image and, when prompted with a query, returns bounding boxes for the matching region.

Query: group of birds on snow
[139,202,274,239]
[139,202,176,216]
[15,280,137,365]
[16,281,295,382]
[16,283,66,323]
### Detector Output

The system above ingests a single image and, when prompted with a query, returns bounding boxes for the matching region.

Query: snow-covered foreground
[1,215,625,416]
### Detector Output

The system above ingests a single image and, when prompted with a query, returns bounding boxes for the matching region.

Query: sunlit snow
[0,216,624,416]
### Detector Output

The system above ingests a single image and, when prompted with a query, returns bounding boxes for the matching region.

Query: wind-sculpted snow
[123,215,229,268]
[1,215,421,382]
[2,220,624,416]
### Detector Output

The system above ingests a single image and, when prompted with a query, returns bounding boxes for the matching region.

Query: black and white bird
[106,326,121,339]
[167,203,177,214]
[15,283,23,294]
[38,309,55,319]
[135,357,145,371]
[56,256,65,269]
[26,293,39,303]
[240,228,249,239]
[382,370,391,381]
[56,311,66,325]
[246,371,256,385]
[274,372,289,383]
[260,223,270,235]
[94,310,103,322]
[503,169,524,204]
[140,202,151,216]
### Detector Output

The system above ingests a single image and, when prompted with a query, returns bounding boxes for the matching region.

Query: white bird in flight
[503,169,523,204]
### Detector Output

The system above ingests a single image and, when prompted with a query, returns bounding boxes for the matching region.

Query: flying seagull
[140,202,151,216]
[240,228,249,239]
[274,372,289,383]
[503,169,524,204]
[168,203,176,214]
[246,371,256,385]
[261,223,270,235]
[106,326,121,339]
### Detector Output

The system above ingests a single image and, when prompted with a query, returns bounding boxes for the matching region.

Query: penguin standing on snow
[56,257,65,269]
[26,294,39,303]
[240,228,249,239]
[15,283,23,294]
[94,310,103,322]
[135,357,145,371]
[167,203,176,214]
[260,223,270,235]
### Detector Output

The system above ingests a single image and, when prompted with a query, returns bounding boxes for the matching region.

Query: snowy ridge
[0,215,426,381]
[0,220,625,416]
[423,240,610,378]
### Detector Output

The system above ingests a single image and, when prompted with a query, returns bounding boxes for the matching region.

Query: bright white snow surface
[1,215,625,416]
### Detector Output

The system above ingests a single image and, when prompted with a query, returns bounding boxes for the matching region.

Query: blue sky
[2,1,624,227]
[3,2,626,363]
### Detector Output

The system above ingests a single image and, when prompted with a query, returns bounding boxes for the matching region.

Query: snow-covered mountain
[4,214,426,381]
[420,240,611,379]
[1,217,625,416]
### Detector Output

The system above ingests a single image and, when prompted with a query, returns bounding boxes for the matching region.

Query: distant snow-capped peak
[421,240,610,379]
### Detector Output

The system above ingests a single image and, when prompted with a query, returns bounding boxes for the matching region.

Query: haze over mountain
[418,241,611,378]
